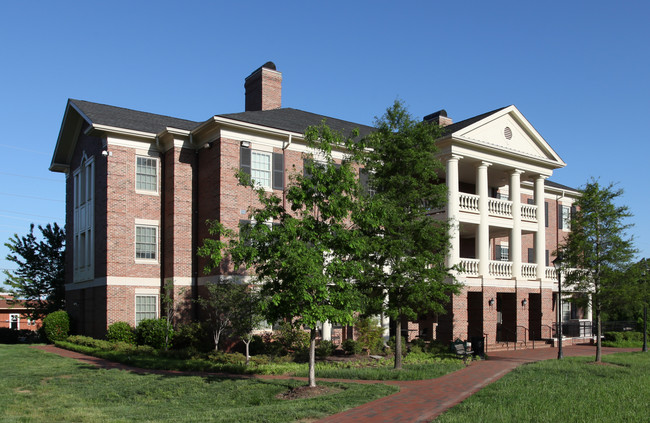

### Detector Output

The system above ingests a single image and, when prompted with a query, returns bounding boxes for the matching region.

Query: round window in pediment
[504,126,513,140]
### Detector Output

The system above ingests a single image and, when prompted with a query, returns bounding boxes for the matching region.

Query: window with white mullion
[73,157,94,282]
[136,156,158,192]
[251,151,271,188]
[135,295,158,325]
[135,226,157,260]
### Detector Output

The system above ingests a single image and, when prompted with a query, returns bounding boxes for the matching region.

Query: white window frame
[561,205,571,231]
[251,150,272,189]
[135,294,158,326]
[73,156,94,282]
[9,314,19,330]
[499,245,509,261]
[135,155,159,194]
[135,224,159,263]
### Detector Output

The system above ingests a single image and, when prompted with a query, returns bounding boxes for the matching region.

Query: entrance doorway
[528,293,542,340]
[496,293,516,342]
[467,292,483,338]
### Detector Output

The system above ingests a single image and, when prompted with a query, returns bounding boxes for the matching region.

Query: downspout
[157,136,166,313]
[191,133,199,320]
[282,134,292,209]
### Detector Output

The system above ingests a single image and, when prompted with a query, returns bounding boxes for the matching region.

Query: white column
[510,170,523,279]
[446,155,462,269]
[322,321,332,341]
[535,175,547,280]
[477,161,491,277]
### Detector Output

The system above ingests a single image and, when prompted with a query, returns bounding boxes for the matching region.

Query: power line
[0,209,61,219]
[0,172,61,182]
[0,143,49,156]
[0,192,64,203]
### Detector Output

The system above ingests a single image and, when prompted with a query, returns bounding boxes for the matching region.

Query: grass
[0,345,398,423]
[435,352,650,422]
[56,339,467,380]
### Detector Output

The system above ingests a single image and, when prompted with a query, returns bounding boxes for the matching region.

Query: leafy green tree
[608,259,649,352]
[560,180,636,362]
[195,278,250,351]
[201,122,363,387]
[231,287,265,365]
[352,101,460,369]
[3,223,65,320]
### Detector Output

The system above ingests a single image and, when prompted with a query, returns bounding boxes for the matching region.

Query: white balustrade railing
[521,263,538,279]
[457,258,479,276]
[488,198,512,217]
[521,203,537,221]
[458,193,479,213]
[545,266,557,280]
[489,260,512,278]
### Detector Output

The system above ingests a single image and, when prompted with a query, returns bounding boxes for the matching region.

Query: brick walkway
[33,344,638,423]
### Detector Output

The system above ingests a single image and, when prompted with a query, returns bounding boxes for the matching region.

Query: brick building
[50,62,585,347]
[0,294,42,331]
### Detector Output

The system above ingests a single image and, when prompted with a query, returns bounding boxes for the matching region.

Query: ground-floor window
[135,295,158,326]
[9,314,19,330]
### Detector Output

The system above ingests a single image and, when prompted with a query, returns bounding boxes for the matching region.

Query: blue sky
[1,1,649,286]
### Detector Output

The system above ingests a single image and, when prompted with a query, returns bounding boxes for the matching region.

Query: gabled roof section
[69,99,199,133]
[444,105,565,168]
[219,108,375,139]
[50,99,201,172]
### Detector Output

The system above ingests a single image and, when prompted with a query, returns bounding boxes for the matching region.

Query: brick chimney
[244,61,282,111]
[423,109,453,127]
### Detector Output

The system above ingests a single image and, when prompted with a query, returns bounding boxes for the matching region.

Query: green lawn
[435,352,650,422]
[0,345,397,423]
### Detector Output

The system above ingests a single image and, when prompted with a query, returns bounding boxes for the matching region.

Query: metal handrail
[500,326,516,350]
[541,324,554,340]
[516,325,529,349]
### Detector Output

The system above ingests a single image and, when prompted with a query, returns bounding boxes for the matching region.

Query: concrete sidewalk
[33,344,639,423]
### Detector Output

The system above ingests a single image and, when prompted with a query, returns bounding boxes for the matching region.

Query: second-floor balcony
[458,258,558,280]
[458,193,538,223]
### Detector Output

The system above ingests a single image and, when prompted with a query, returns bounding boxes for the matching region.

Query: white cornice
[89,124,157,140]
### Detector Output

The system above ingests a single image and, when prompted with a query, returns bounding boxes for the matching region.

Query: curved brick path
[33,344,639,423]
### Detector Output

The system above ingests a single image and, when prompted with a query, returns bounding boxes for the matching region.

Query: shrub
[0,328,41,344]
[316,340,335,358]
[208,351,247,365]
[604,331,643,342]
[342,339,362,355]
[136,318,174,350]
[106,322,136,344]
[173,322,212,352]
[42,310,70,343]
[355,317,385,354]
[275,322,309,353]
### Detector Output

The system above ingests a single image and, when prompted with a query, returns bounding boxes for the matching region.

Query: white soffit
[451,106,565,166]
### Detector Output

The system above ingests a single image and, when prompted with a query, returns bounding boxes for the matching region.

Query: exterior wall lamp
[488,298,495,307]
[522,298,528,307]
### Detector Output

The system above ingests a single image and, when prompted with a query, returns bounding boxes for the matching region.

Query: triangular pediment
[450,106,565,166]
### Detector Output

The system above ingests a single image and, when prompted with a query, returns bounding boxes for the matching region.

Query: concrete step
[486,341,553,352]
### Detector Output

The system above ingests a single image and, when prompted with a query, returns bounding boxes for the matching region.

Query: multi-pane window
[499,246,509,261]
[251,151,271,188]
[73,157,94,282]
[136,156,157,192]
[135,226,157,260]
[135,295,157,325]
[561,205,571,230]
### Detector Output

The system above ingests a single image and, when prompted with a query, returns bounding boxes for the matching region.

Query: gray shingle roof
[440,106,509,135]
[219,108,375,138]
[545,180,579,193]
[70,99,200,134]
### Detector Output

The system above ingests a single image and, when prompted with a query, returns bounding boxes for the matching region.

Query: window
[251,151,272,188]
[135,295,158,325]
[73,156,94,282]
[136,156,158,192]
[9,314,19,330]
[240,145,284,190]
[135,226,157,260]
[495,245,509,261]
[499,246,509,261]
[559,205,572,230]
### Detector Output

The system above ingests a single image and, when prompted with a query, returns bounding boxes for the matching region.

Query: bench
[453,343,474,365]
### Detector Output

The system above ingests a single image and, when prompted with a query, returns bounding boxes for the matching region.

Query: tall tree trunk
[394,317,403,370]
[244,339,251,366]
[595,302,602,362]
[308,328,317,387]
